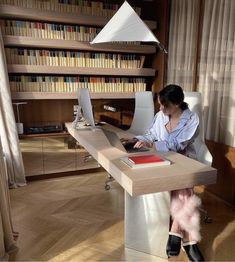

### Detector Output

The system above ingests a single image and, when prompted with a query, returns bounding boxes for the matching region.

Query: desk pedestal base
[125,191,170,258]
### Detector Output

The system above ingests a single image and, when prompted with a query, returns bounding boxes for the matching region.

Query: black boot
[183,243,204,261]
[166,233,182,257]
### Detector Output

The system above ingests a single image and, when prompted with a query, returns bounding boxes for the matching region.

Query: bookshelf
[0,4,156,28]
[11,92,135,100]
[7,65,155,76]
[0,0,170,125]
[0,0,169,175]
[3,36,156,53]
[0,0,163,116]
[1,3,157,100]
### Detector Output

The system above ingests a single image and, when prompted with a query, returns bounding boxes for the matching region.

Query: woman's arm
[134,113,160,143]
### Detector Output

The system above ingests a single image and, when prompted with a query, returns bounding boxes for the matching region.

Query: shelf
[7,65,156,76]
[3,36,157,54]
[19,131,70,138]
[0,4,157,29]
[11,92,136,100]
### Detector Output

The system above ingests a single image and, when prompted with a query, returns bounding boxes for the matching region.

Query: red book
[121,154,171,169]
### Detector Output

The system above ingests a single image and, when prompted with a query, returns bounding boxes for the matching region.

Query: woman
[134,84,204,262]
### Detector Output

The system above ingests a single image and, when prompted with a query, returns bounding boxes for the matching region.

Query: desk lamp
[13,102,27,134]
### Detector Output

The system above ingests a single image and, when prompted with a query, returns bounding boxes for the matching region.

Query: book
[121,154,171,169]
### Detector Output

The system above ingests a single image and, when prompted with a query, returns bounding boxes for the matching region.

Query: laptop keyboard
[121,140,150,153]
[126,147,150,153]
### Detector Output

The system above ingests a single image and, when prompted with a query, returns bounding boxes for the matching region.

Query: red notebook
[121,154,171,169]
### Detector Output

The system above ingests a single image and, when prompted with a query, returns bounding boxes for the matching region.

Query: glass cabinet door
[43,136,77,174]
[20,135,99,177]
[20,137,44,176]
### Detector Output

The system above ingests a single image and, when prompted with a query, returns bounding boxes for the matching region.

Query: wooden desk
[66,122,217,258]
[66,123,216,196]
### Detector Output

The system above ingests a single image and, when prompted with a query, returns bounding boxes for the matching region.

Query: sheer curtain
[198,0,235,146]
[167,0,200,91]
[167,0,235,147]
[0,139,18,260]
[0,28,26,187]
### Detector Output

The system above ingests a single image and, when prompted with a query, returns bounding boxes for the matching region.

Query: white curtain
[0,28,26,187]
[198,0,235,146]
[167,0,235,147]
[167,0,200,91]
[0,139,18,260]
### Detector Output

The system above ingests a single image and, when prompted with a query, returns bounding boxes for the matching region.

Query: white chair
[184,91,213,223]
[128,91,155,135]
[184,92,212,166]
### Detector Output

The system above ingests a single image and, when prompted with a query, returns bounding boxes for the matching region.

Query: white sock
[169,232,182,238]
[182,240,197,246]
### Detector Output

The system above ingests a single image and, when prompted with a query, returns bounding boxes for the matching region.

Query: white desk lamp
[13,102,27,134]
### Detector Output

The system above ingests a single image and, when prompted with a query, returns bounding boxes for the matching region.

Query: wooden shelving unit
[7,64,155,76]
[19,131,70,138]
[0,0,169,176]
[0,4,157,29]
[3,36,156,54]
[11,91,135,100]
[0,1,164,106]
[1,4,157,100]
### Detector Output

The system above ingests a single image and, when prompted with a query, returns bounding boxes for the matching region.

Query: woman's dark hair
[158,84,188,110]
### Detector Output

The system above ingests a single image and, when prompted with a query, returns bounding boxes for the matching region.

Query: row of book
[9,75,146,93]
[5,48,145,68]
[1,19,101,41]
[1,0,141,18]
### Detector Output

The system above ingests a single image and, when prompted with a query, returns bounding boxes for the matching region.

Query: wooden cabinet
[20,134,99,177]
[19,137,44,176]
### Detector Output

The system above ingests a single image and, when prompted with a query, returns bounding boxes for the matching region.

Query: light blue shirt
[135,109,199,158]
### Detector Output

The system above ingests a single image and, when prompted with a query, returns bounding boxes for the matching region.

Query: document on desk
[121,154,171,169]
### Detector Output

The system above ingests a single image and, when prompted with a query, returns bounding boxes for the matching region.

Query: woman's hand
[134,140,153,148]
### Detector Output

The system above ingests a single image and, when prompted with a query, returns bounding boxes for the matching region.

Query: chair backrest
[184,92,212,166]
[128,91,155,135]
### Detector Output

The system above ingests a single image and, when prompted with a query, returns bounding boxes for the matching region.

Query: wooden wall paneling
[206,140,235,205]
[93,99,135,127]
[152,0,170,93]
[193,0,205,91]
[13,98,135,130]
[13,99,77,125]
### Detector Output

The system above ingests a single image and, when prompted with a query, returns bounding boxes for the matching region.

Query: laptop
[102,129,150,153]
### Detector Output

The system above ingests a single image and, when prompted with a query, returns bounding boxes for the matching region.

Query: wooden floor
[9,171,235,261]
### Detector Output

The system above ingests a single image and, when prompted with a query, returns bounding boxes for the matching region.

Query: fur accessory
[170,191,202,242]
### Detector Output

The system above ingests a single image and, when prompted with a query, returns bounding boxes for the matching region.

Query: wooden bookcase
[0,0,169,176]
[0,0,169,118]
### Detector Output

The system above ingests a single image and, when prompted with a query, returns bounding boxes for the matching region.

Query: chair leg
[105,174,114,190]
[199,207,213,223]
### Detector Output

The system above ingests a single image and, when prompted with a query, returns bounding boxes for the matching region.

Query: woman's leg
[170,189,202,242]
[171,219,182,234]
[170,189,204,261]
[166,192,184,257]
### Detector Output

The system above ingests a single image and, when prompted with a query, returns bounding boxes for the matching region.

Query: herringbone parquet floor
[9,172,235,261]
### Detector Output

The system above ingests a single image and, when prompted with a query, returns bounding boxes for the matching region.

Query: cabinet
[0,0,169,175]
[20,134,99,177]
